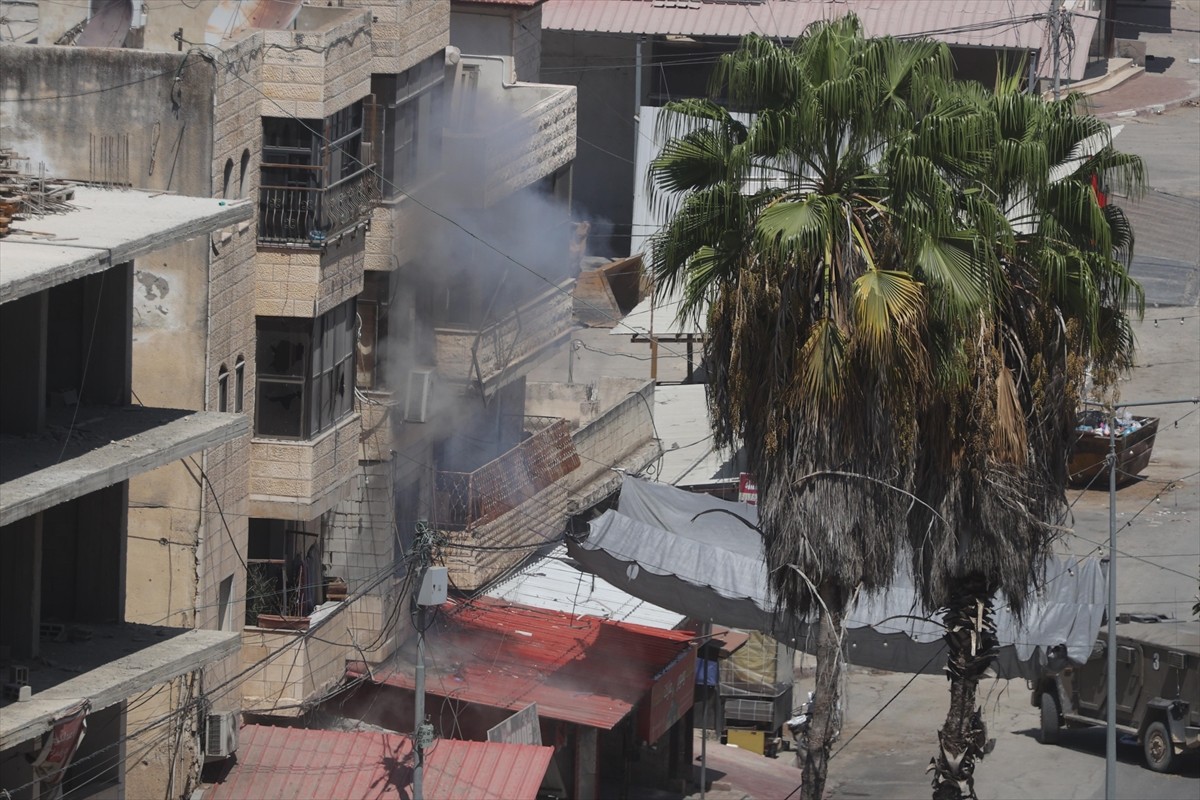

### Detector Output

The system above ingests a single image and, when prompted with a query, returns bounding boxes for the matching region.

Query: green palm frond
[852,268,926,360]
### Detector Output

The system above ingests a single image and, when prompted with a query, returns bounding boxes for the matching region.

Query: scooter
[786,691,815,766]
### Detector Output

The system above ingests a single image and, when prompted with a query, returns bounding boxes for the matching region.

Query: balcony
[443,55,576,209]
[0,624,238,749]
[258,165,379,248]
[525,378,663,514]
[259,7,372,120]
[240,604,350,716]
[248,412,361,519]
[434,418,581,590]
[434,279,575,393]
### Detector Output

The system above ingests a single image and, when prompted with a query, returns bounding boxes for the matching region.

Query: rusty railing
[434,419,581,531]
[258,163,378,246]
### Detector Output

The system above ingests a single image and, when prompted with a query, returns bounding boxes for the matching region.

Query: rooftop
[202,724,554,800]
[0,187,251,304]
[487,544,688,630]
[543,0,1098,81]
[654,383,743,487]
[353,597,696,731]
[0,407,249,526]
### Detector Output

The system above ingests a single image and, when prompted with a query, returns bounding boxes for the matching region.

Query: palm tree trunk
[801,584,844,800]
[929,575,998,800]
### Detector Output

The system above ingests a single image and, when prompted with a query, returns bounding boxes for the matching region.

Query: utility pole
[1098,397,1197,800]
[411,523,447,800]
[1051,0,1062,100]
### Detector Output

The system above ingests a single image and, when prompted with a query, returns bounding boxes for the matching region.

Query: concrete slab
[0,627,239,749]
[0,407,249,526]
[0,187,251,305]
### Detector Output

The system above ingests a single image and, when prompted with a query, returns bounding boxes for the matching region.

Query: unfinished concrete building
[0,188,251,799]
[4,0,588,747]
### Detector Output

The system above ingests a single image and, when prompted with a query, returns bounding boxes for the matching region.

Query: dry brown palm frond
[993,364,1027,465]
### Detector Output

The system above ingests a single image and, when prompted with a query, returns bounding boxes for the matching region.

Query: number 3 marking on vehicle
[1152,653,1160,671]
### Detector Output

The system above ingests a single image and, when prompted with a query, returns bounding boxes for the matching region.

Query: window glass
[234,357,245,413]
[257,379,305,438]
[254,301,355,439]
[257,319,308,377]
[218,365,229,412]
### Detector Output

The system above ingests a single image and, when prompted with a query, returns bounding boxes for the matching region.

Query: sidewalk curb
[1097,90,1200,119]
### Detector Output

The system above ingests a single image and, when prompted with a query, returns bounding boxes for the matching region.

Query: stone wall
[124,675,201,800]
[347,0,450,75]
[327,463,397,590]
[442,75,577,208]
[255,235,366,318]
[443,482,568,591]
[249,412,362,519]
[435,280,575,387]
[260,9,373,120]
[239,616,350,713]
[195,36,265,636]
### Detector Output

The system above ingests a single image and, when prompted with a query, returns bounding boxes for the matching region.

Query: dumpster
[1068,410,1159,487]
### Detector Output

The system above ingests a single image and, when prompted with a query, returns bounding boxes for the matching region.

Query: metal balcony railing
[258,164,379,246]
[434,419,581,531]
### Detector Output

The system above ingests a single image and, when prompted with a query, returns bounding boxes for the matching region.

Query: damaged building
[1,1,667,798]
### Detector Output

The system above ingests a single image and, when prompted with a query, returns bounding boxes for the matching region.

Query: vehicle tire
[1038,693,1060,745]
[1142,720,1175,773]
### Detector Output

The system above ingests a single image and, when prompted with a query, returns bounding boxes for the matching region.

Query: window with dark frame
[255,299,357,440]
[234,356,245,413]
[217,364,229,412]
[259,100,373,244]
[375,53,445,199]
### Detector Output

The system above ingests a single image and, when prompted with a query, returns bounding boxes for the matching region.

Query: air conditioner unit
[405,368,434,423]
[204,711,239,762]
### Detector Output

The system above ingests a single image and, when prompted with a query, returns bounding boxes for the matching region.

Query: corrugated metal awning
[488,544,688,629]
[355,597,695,731]
[203,725,554,800]
[544,0,1098,81]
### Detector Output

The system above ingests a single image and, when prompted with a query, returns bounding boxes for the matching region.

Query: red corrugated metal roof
[354,598,695,730]
[203,725,553,800]
[543,0,1097,80]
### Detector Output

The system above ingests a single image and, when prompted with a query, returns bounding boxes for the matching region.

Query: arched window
[238,149,251,197]
[222,158,234,199]
[217,364,230,412]
[234,356,245,413]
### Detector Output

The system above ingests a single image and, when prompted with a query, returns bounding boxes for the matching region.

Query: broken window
[254,298,358,440]
[259,100,376,244]
[246,519,323,623]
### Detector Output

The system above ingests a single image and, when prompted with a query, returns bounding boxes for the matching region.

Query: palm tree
[648,20,1144,800]
[911,79,1143,799]
[649,19,998,799]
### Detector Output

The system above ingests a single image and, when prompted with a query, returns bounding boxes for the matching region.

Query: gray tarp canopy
[568,477,1105,680]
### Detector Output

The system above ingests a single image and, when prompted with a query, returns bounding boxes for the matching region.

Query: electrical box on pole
[417,566,447,607]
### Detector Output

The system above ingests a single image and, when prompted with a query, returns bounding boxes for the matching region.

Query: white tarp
[568,477,1106,679]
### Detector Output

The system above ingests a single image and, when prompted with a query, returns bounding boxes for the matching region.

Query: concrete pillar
[0,514,43,659]
[0,291,48,435]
